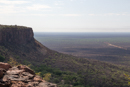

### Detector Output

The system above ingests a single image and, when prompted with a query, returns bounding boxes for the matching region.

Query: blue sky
[0,0,130,32]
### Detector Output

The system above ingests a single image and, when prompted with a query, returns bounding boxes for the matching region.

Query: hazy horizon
[0,0,130,32]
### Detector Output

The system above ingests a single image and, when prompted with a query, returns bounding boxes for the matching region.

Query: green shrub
[0,55,5,62]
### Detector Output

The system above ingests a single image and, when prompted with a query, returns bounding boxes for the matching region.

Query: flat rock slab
[0,62,12,70]
[17,65,35,75]
[6,70,24,75]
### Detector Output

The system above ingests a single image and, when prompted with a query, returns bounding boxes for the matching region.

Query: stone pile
[0,62,57,87]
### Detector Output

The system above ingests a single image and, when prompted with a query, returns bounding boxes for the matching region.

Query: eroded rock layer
[0,25,34,44]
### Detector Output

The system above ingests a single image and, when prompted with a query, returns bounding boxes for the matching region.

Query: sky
[0,0,130,32]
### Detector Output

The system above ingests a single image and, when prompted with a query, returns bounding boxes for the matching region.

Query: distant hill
[0,24,130,87]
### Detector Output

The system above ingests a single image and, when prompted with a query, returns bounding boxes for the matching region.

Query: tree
[0,55,5,62]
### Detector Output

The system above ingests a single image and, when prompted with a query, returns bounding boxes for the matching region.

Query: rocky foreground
[0,62,57,87]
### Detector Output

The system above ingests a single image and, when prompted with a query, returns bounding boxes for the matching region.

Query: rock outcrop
[0,25,34,45]
[0,24,48,64]
[0,62,57,87]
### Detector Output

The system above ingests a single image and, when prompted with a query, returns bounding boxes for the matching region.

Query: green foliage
[36,72,41,76]
[124,74,130,86]
[32,65,85,87]
[7,57,21,66]
[0,25,29,30]
[43,73,51,81]
[0,55,5,62]
[15,56,20,59]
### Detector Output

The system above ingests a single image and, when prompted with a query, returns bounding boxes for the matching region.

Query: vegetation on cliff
[0,24,30,30]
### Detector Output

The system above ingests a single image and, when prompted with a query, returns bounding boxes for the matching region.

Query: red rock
[0,63,57,87]
[6,70,24,75]
[38,82,48,87]
[2,75,8,82]
[11,81,27,87]
[0,80,11,87]
[0,83,10,87]
[0,62,12,70]
[0,68,5,78]
[17,65,35,75]
[33,75,43,82]
[27,82,39,86]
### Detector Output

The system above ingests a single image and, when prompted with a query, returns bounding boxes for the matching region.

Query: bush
[0,55,5,62]
[8,57,21,66]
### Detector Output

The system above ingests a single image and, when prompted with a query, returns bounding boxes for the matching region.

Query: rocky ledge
[0,62,57,87]
[0,25,34,45]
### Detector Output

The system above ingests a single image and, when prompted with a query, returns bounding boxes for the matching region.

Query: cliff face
[0,24,48,63]
[0,25,34,45]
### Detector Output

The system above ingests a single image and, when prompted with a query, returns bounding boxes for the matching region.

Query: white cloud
[88,14,95,16]
[30,14,55,16]
[0,5,14,14]
[60,14,82,17]
[26,13,82,17]
[54,1,64,6]
[0,5,25,14]
[27,4,51,10]
[0,0,29,14]
[0,0,28,4]
[88,13,129,16]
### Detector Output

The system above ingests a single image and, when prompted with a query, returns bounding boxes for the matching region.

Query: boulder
[17,65,35,75]
[11,81,27,87]
[0,62,12,70]
[6,70,24,75]
[0,63,57,87]
[0,68,6,78]
[27,82,39,87]
[0,82,11,87]
[38,82,57,87]
[33,75,43,82]
[38,82,48,87]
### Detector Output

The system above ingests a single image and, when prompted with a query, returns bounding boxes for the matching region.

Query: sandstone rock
[0,62,12,70]
[38,82,48,87]
[17,65,35,75]
[27,82,39,87]
[3,74,27,81]
[0,25,34,45]
[11,81,27,87]
[0,68,6,78]
[47,82,57,87]
[22,72,34,79]
[0,82,10,87]
[39,82,57,87]
[33,75,43,82]
[0,79,11,87]
[0,63,57,87]
[9,67,19,70]
[6,70,24,75]
[2,75,8,82]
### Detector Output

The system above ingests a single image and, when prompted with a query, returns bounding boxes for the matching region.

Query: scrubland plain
[34,32,130,66]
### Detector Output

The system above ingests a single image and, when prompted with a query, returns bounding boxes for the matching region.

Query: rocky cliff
[0,25,34,45]
[0,24,48,64]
